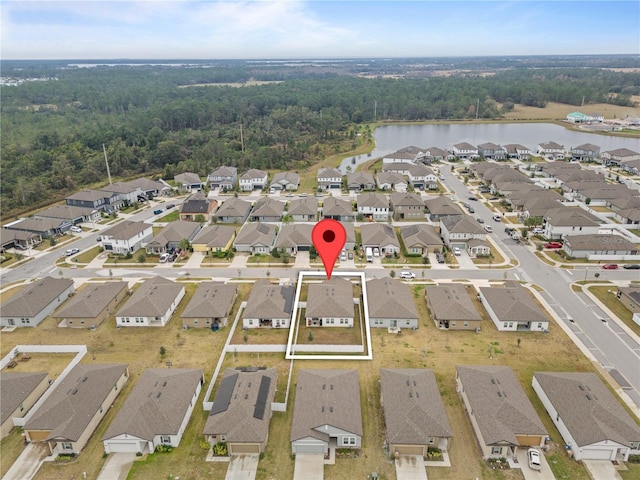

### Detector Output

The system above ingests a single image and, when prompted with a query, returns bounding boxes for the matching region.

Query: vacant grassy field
[502,101,640,122]
[0,279,619,480]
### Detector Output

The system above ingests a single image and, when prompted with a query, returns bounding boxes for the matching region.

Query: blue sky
[2,1,638,59]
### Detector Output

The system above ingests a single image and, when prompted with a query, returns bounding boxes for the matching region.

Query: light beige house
[305,278,354,327]
[243,279,296,329]
[116,277,185,327]
[380,369,452,456]
[1,372,49,439]
[478,284,549,332]
[425,284,482,330]
[367,278,419,329]
[274,223,313,255]
[181,282,237,329]
[203,368,277,454]
[191,225,236,254]
[24,363,129,455]
[456,365,547,460]
[54,281,129,328]
[390,192,424,220]
[233,223,277,254]
[400,224,443,255]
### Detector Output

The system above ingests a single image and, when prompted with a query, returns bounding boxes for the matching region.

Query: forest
[1,57,639,218]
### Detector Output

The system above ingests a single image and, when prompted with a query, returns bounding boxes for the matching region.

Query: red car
[602,264,618,270]
[544,242,563,249]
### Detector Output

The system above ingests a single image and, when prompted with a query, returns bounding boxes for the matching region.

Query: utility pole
[240,123,244,152]
[476,98,480,121]
[374,100,377,119]
[102,144,112,185]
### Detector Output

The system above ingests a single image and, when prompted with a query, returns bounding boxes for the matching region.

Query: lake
[340,123,640,171]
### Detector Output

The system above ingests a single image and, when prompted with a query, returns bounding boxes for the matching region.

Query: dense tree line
[1,63,638,217]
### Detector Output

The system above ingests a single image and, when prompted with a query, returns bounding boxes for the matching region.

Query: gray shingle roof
[191,225,236,249]
[424,196,461,215]
[101,220,151,240]
[1,372,48,424]
[357,192,389,208]
[213,198,252,219]
[272,171,300,186]
[116,277,184,318]
[479,285,548,324]
[209,166,237,178]
[54,281,128,319]
[564,234,638,252]
[425,284,481,322]
[290,370,362,443]
[533,372,640,447]
[390,192,424,208]
[182,282,237,319]
[243,279,295,320]
[322,197,354,217]
[241,169,267,180]
[103,368,203,442]
[147,221,201,248]
[306,278,354,319]
[250,198,285,218]
[441,215,485,235]
[380,369,452,444]
[1,277,74,318]
[24,363,128,442]
[203,368,277,442]
[400,224,442,248]
[347,172,375,187]
[317,168,342,180]
[66,189,111,202]
[360,223,399,248]
[36,205,97,221]
[366,278,418,321]
[234,222,277,247]
[287,197,318,216]
[275,223,313,249]
[174,172,202,185]
[377,172,406,186]
[543,207,600,227]
[456,365,547,446]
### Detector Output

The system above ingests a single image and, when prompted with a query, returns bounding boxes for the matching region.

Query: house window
[194,319,198,325]
[491,447,502,455]
[451,321,456,327]
[503,322,509,328]
[428,437,435,444]
[19,403,24,412]
[630,442,639,450]
[343,437,356,446]
[220,435,227,442]
[62,442,73,451]
[463,321,469,327]
[248,320,253,325]
[161,435,171,444]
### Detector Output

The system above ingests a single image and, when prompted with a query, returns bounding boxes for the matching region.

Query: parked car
[69,226,82,233]
[166,204,175,210]
[153,209,163,215]
[623,264,640,270]
[399,271,415,279]
[340,250,347,261]
[65,248,80,256]
[602,264,618,270]
[453,247,462,256]
[435,252,445,264]
[373,247,380,257]
[505,227,515,235]
[463,202,470,209]
[528,448,542,471]
[468,196,478,201]
[488,196,499,201]
[348,251,353,260]
[484,225,493,233]
[467,207,475,214]
[476,217,485,223]
[531,227,545,235]
[159,253,171,263]
[439,175,445,181]
[544,242,563,249]
[493,214,502,222]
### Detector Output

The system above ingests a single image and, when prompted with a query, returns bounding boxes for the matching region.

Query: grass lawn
[0,254,23,268]
[74,245,101,264]
[620,463,640,479]
[158,211,179,222]
[472,246,505,266]
[588,286,640,337]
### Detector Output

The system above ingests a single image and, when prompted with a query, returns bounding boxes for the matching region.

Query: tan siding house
[1,372,49,439]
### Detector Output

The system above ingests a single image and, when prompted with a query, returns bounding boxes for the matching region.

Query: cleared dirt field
[503,99,640,121]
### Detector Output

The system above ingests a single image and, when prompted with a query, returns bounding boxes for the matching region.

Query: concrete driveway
[225,454,259,480]
[293,453,324,480]
[583,460,622,480]
[2,442,49,480]
[97,453,138,480]
[395,455,428,480]
[516,448,555,480]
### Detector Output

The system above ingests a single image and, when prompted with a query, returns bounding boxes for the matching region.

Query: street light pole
[584,267,588,282]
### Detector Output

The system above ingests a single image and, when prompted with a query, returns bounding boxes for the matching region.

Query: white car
[528,448,541,471]
[453,247,462,256]
[373,248,380,257]
[484,225,493,233]
[399,271,415,279]
[69,226,82,233]
[65,248,80,256]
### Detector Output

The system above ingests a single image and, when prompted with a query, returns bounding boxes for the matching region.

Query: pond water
[340,123,639,172]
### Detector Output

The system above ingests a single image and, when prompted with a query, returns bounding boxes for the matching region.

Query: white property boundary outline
[285,271,373,360]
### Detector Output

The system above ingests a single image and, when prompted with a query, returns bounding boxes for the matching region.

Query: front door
[390,320,397,327]
[8,319,14,326]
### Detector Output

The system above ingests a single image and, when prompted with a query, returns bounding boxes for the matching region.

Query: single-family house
[532,372,640,461]
[213,197,252,224]
[376,172,408,192]
[0,277,74,328]
[423,146,450,162]
[208,166,237,190]
[542,207,600,240]
[537,141,565,160]
[600,148,640,166]
[425,196,462,221]
[503,144,532,161]
[287,197,318,222]
[390,192,424,220]
[291,370,363,455]
[425,284,482,330]
[400,224,443,255]
[439,216,488,255]
[99,221,153,255]
[54,281,129,328]
[562,234,638,259]
[191,225,236,254]
[357,192,389,221]
[100,182,143,206]
[346,172,376,192]
[380,369,452,456]
[3,217,71,238]
[478,142,506,160]
[145,220,202,254]
[317,168,343,190]
[249,197,285,222]
[617,287,640,315]
[383,146,426,164]
[451,142,479,160]
[367,278,419,329]
[103,368,204,454]
[233,223,277,254]
[35,204,100,225]
[182,282,237,329]
[242,279,295,329]
[274,223,313,255]
[66,189,120,212]
[407,164,438,190]
[1,372,49,440]
[127,177,167,198]
[360,223,400,256]
[322,197,355,222]
[456,365,547,460]
[174,172,204,192]
[342,222,357,251]
[306,278,354,327]
[116,277,185,327]
[478,284,549,332]
[571,143,601,162]
[620,158,640,175]
[381,162,415,176]
[24,363,129,455]
[239,169,268,191]
[271,172,300,191]
[179,194,217,221]
[0,229,42,252]
[203,368,277,454]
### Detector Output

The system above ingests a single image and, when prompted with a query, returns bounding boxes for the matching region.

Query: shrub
[199,440,211,450]
[154,444,173,453]
[212,442,228,456]
[137,252,146,263]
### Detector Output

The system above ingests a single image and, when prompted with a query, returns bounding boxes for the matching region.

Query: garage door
[230,443,261,454]
[393,445,424,456]
[294,443,325,454]
[298,246,310,251]
[583,449,613,460]
[106,442,141,453]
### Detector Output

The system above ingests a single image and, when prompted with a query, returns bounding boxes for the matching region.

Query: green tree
[194,214,206,223]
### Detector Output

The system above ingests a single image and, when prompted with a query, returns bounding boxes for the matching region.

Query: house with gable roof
[456,365,547,460]
[99,220,153,254]
[116,277,185,327]
[390,192,424,220]
[503,144,532,161]
[478,283,549,332]
[571,143,601,162]
[234,223,277,254]
[208,166,238,190]
[346,172,376,192]
[1,372,49,439]
[287,197,318,222]
[425,284,482,330]
[439,215,489,256]
[179,193,217,221]
[317,168,343,190]
[291,369,362,455]
[274,223,313,255]
[213,197,252,224]
[360,223,400,256]
[367,278,419,329]
[0,277,74,328]
[478,142,506,161]
[191,225,236,254]
[357,192,389,221]
[383,146,426,164]
[380,369,452,456]
[451,142,479,160]
[182,282,237,329]
[322,197,355,222]
[249,197,285,222]
[174,172,204,192]
[271,172,300,191]
[146,220,202,254]
[54,281,129,328]
[376,171,408,192]
[203,368,277,454]
[239,169,268,191]
[400,224,443,255]
[103,368,204,453]
[306,278,354,327]
[537,141,565,160]
[242,279,295,329]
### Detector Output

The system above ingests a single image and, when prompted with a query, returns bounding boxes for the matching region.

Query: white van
[365,247,373,262]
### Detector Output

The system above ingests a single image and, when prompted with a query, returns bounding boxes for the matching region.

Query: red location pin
[312,219,346,280]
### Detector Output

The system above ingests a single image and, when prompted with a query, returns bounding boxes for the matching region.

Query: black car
[468,196,478,201]
[623,264,640,270]
[166,204,176,210]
